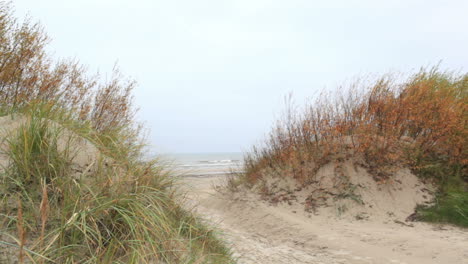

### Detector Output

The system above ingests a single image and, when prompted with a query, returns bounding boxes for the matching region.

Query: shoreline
[177,171,241,178]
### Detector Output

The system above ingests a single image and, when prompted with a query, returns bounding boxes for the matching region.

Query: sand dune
[2,115,466,263]
[183,175,468,264]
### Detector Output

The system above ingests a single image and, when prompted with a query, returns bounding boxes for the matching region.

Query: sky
[13,0,468,153]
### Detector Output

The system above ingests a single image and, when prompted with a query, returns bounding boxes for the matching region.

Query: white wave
[198,159,240,164]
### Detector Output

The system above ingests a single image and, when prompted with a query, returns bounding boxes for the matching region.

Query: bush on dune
[239,69,467,227]
[0,3,233,263]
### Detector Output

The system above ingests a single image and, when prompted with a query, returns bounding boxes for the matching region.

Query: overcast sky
[13,0,468,153]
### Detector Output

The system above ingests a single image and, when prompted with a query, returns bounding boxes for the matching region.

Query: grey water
[160,152,244,176]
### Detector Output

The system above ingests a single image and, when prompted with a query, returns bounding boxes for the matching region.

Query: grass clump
[0,2,233,263]
[417,190,468,228]
[1,117,232,262]
[4,112,69,192]
[236,68,467,227]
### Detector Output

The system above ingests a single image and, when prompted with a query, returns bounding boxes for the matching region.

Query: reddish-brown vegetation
[243,70,467,185]
[0,4,136,135]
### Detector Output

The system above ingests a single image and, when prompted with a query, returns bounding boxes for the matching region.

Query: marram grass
[0,2,234,262]
[0,108,234,263]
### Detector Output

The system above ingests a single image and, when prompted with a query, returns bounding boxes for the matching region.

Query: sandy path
[181,175,468,264]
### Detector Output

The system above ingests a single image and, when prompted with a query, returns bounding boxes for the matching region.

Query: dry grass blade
[39,178,49,261]
[16,199,25,264]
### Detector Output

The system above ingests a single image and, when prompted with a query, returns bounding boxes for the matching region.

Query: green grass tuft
[417,191,468,228]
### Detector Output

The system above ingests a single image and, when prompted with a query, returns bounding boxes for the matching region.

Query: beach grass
[0,2,234,263]
[417,190,468,228]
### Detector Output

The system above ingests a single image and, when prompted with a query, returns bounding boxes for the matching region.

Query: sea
[159,152,244,177]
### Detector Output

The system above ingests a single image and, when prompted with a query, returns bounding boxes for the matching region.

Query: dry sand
[182,174,468,264]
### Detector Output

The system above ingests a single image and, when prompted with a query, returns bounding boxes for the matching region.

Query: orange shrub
[244,69,467,185]
[0,3,137,136]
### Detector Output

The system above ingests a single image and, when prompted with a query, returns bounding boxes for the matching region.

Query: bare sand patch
[183,174,468,264]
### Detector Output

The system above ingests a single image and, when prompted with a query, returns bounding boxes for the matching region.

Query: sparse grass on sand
[233,68,467,227]
[0,3,234,263]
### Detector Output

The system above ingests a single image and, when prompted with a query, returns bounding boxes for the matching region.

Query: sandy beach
[181,174,468,264]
